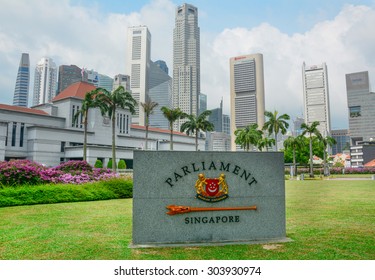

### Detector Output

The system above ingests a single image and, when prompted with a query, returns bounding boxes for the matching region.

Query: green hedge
[0,178,133,208]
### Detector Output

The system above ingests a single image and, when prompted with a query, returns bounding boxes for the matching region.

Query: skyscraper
[113,74,130,91]
[98,74,114,92]
[126,26,151,126]
[302,62,331,137]
[57,65,83,94]
[13,53,30,107]
[230,54,265,151]
[198,93,207,115]
[33,57,57,106]
[173,3,200,130]
[346,71,375,144]
[148,61,172,130]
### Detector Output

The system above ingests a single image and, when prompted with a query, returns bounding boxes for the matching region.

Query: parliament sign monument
[131,151,289,247]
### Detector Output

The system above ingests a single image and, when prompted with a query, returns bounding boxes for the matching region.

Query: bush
[118,159,126,169]
[0,178,133,207]
[107,159,113,169]
[55,160,93,174]
[0,160,45,186]
[94,159,103,168]
[0,160,118,187]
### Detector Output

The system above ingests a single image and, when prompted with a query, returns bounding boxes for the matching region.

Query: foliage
[118,159,126,169]
[234,123,263,151]
[94,159,103,168]
[0,160,117,187]
[0,178,133,207]
[301,121,322,177]
[141,96,158,150]
[95,86,137,172]
[107,159,113,169]
[283,136,323,164]
[263,110,290,150]
[257,137,275,151]
[161,106,185,150]
[180,110,214,151]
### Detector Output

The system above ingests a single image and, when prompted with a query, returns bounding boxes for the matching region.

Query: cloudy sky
[1,0,375,130]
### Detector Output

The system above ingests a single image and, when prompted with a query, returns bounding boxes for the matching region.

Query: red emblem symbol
[205,179,220,196]
[195,173,229,203]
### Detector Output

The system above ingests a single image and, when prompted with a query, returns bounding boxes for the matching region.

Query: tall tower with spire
[13,53,30,107]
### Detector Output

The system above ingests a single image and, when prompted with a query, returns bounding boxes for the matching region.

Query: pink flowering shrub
[0,160,118,186]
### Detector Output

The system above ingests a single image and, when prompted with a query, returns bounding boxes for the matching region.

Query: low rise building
[0,82,204,167]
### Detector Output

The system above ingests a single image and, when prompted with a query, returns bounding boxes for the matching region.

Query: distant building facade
[98,74,114,92]
[126,26,151,126]
[331,129,350,155]
[346,71,375,145]
[302,62,331,137]
[113,74,130,91]
[13,53,30,107]
[350,140,375,167]
[154,60,169,75]
[173,3,200,130]
[33,57,57,106]
[57,65,83,94]
[148,61,172,130]
[230,53,265,151]
[0,82,203,167]
[198,93,207,115]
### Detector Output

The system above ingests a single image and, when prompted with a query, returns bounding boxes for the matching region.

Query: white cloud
[0,1,374,130]
[204,4,375,129]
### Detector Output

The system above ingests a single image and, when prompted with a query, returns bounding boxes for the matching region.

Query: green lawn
[0,180,374,260]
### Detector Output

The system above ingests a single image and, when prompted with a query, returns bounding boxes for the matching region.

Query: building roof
[364,159,375,167]
[0,103,49,116]
[131,124,187,136]
[52,81,96,102]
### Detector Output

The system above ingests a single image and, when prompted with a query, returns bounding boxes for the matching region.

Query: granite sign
[131,151,290,247]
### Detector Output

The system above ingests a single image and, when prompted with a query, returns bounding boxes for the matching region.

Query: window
[19,123,25,147]
[11,122,17,147]
[349,106,361,118]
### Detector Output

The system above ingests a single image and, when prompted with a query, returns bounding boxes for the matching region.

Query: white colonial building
[0,82,204,168]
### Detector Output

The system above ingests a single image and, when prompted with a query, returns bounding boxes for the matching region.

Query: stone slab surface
[132,151,286,246]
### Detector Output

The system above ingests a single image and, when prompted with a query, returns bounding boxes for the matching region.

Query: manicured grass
[0,180,374,260]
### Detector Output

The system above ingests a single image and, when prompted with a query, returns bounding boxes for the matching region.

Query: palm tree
[180,110,214,151]
[160,107,185,150]
[73,89,99,162]
[319,135,337,176]
[234,123,263,151]
[263,110,290,151]
[257,136,275,151]
[283,135,305,177]
[140,96,158,150]
[301,121,321,178]
[95,86,137,172]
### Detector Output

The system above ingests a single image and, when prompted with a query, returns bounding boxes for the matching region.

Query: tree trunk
[145,125,149,150]
[292,147,296,178]
[274,133,278,151]
[83,110,88,162]
[309,136,314,178]
[195,132,198,151]
[112,108,116,173]
[170,123,173,151]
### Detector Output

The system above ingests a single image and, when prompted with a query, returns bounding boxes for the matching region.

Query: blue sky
[1,0,375,130]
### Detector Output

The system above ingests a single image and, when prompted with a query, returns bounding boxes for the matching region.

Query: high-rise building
[293,116,304,136]
[126,26,151,126]
[302,62,331,137]
[113,74,130,91]
[173,3,200,130]
[346,71,375,145]
[154,60,169,75]
[230,54,265,151]
[331,129,350,155]
[209,99,223,132]
[57,65,83,94]
[98,74,114,92]
[85,69,99,87]
[32,57,57,106]
[13,53,30,107]
[148,61,172,130]
[198,93,207,115]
